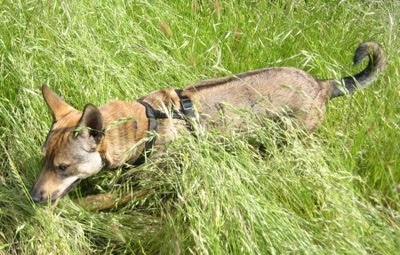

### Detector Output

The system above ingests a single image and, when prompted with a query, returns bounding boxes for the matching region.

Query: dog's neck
[96,91,196,168]
[96,101,149,168]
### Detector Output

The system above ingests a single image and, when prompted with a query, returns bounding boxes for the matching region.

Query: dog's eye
[57,164,70,172]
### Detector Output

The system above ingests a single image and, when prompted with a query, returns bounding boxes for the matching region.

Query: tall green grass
[1,0,399,254]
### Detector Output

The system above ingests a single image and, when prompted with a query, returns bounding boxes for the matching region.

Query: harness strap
[133,101,158,166]
[132,91,195,166]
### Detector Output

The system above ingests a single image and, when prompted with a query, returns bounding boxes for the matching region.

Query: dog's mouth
[51,178,82,202]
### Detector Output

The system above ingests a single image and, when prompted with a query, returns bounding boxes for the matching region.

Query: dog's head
[30,85,105,203]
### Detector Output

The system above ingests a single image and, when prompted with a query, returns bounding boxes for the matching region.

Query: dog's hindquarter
[182,41,386,132]
[183,67,332,131]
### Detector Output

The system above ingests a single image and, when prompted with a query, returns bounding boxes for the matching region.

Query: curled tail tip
[330,41,386,99]
[353,41,387,71]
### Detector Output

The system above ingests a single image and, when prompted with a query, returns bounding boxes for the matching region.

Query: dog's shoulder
[138,88,182,110]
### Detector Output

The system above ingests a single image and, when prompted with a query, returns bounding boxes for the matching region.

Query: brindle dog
[30,41,386,203]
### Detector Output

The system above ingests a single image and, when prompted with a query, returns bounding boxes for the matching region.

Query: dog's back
[182,41,386,130]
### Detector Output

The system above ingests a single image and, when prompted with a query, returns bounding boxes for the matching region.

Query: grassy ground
[1,0,399,254]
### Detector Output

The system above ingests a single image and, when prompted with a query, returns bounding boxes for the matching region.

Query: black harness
[132,89,196,166]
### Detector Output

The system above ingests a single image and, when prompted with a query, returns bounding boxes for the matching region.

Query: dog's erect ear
[76,104,104,145]
[42,85,76,121]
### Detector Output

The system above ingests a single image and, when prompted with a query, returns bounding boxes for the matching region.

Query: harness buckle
[180,97,195,118]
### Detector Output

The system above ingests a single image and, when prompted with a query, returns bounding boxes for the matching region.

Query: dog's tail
[329,41,386,98]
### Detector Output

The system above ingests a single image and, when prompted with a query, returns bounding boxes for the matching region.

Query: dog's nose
[30,189,44,203]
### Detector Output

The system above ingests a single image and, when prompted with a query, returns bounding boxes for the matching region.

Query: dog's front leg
[75,189,154,211]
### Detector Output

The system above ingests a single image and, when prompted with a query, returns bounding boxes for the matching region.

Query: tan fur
[30,41,386,202]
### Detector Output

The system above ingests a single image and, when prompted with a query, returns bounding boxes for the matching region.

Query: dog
[30,41,386,203]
